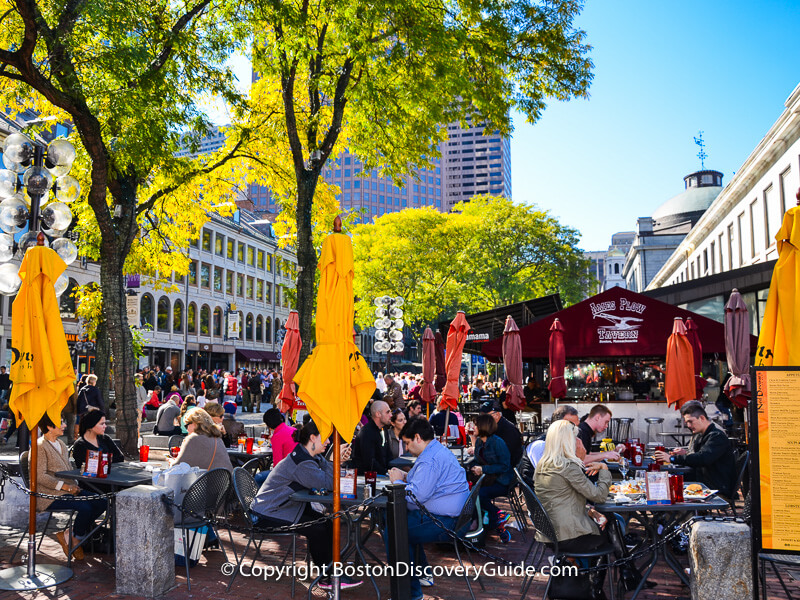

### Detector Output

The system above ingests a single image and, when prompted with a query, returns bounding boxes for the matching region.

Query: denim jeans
[477,481,510,529]
[385,509,465,600]
[47,490,108,538]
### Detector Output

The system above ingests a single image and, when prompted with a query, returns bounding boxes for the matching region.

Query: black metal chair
[495,479,529,537]
[759,552,800,599]
[514,469,547,575]
[729,450,749,516]
[228,467,298,594]
[176,468,232,590]
[12,450,80,565]
[241,454,272,477]
[516,472,617,600]
[167,434,185,449]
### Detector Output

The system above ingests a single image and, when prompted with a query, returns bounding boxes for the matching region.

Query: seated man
[154,396,181,436]
[388,417,470,600]
[654,401,736,498]
[351,401,392,474]
[578,404,625,463]
[520,404,584,482]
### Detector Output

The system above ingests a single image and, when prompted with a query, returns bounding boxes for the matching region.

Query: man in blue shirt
[388,417,470,600]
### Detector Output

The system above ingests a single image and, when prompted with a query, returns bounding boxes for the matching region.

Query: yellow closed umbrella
[294,223,375,442]
[756,205,800,366]
[9,245,74,428]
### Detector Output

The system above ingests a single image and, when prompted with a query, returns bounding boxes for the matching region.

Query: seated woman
[179,395,199,434]
[36,413,108,560]
[72,411,124,471]
[387,409,407,459]
[168,409,233,472]
[534,419,641,596]
[467,413,514,543]
[251,420,360,590]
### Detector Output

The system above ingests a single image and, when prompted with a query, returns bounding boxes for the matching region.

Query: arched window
[213,307,222,337]
[173,300,184,333]
[614,263,620,275]
[59,278,79,315]
[157,296,170,332]
[187,302,197,334]
[246,313,254,341]
[200,305,210,336]
[140,294,154,328]
[265,317,272,343]
[256,316,263,342]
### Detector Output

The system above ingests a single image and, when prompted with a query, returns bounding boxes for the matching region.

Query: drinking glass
[619,456,629,481]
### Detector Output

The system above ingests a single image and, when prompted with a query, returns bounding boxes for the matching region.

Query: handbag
[548,556,592,599]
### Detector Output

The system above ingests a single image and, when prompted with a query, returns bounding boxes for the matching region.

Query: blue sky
[223,1,799,250]
[513,0,800,249]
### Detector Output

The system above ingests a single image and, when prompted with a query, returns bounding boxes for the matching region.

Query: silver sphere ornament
[53,273,69,297]
[2,133,35,165]
[0,233,13,263]
[22,166,54,196]
[0,196,29,234]
[0,263,21,296]
[52,237,78,265]
[55,175,80,203]
[18,231,49,256]
[0,170,17,199]
[42,201,73,231]
[45,139,76,177]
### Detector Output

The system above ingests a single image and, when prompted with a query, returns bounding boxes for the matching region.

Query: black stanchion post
[386,483,411,600]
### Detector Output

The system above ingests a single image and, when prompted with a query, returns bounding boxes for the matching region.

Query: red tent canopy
[481,287,757,361]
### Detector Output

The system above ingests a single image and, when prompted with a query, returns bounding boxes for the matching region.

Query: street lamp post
[373,295,404,374]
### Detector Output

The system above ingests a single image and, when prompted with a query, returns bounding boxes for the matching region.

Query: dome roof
[606,248,626,258]
[652,186,721,221]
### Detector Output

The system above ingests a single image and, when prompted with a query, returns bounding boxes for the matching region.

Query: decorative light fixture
[0,133,80,295]
[373,295,405,371]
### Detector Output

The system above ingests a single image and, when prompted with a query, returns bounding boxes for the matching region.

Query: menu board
[752,367,800,554]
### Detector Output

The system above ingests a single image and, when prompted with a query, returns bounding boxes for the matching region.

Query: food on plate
[610,482,643,495]
[685,484,703,494]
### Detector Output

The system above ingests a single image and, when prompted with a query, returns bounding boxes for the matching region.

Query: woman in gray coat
[250,420,358,590]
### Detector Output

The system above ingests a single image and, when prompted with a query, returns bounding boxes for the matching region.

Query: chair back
[733,450,750,500]
[19,450,29,488]
[242,455,272,476]
[515,468,558,554]
[180,468,231,521]
[167,434,185,449]
[232,467,259,523]
[453,474,485,533]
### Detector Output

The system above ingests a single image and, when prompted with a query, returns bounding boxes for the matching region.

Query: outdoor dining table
[595,492,730,599]
[290,481,390,598]
[226,447,271,467]
[55,462,157,558]
[389,445,467,469]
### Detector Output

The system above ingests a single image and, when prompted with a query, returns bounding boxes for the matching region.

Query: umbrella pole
[28,424,37,578]
[443,409,450,444]
[426,403,430,419]
[332,428,341,599]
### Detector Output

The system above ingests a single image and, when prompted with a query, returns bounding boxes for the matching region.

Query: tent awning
[480,286,757,361]
[236,349,279,362]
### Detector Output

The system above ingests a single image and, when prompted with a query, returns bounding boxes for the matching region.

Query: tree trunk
[94,320,110,412]
[295,170,319,362]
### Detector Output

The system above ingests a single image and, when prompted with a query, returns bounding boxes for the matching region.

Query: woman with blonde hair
[168,408,232,472]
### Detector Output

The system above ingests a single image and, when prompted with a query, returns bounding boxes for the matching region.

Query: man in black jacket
[351,400,392,475]
[484,401,524,467]
[655,401,736,498]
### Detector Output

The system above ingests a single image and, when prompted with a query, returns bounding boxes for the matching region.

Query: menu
[757,368,800,551]
[645,471,670,505]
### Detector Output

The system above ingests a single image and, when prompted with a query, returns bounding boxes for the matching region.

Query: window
[215,234,224,256]
[266,254,272,273]
[188,261,197,285]
[749,199,761,257]
[247,246,255,266]
[764,185,780,246]
[237,242,245,262]
[276,257,283,277]
[200,305,210,335]
[237,274,244,296]
[247,276,254,299]
[173,300,183,333]
[187,303,197,334]
[737,213,745,267]
[246,314,254,341]
[257,279,264,301]
[779,167,792,215]
[227,239,234,259]
[202,230,212,251]
[275,318,281,341]
[283,287,290,307]
[175,271,184,284]
[256,316,263,342]
[214,267,223,292]
[265,317,272,343]
[718,233,724,272]
[257,250,264,269]
[213,307,222,337]
[157,297,170,331]
[614,263,619,275]
[709,242,715,274]
[266,282,272,304]
[200,263,210,288]
[275,285,280,306]
[226,271,233,294]
[140,294,154,328]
